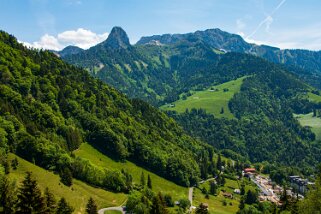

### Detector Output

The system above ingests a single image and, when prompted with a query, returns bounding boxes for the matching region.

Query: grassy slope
[160,77,246,119]
[74,143,188,200]
[7,154,126,214]
[193,178,257,214]
[294,112,321,141]
[307,92,321,103]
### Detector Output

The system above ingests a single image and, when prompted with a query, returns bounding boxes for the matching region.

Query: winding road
[98,206,125,214]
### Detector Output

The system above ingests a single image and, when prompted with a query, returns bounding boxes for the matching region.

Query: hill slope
[0,30,214,189]
[160,76,246,119]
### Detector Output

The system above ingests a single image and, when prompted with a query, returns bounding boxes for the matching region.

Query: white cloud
[22,28,109,51]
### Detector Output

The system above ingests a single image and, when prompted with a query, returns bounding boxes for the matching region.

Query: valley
[1,2,321,213]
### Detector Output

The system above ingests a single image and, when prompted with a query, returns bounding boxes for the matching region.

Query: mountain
[137,28,321,89]
[137,28,252,53]
[60,26,321,176]
[0,30,216,188]
[58,45,84,57]
[101,26,131,49]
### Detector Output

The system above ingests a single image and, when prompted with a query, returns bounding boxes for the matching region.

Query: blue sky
[1,0,321,50]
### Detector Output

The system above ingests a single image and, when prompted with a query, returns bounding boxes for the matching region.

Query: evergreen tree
[209,181,217,195]
[195,203,209,214]
[240,183,245,195]
[86,197,98,214]
[245,190,258,205]
[220,107,224,114]
[16,172,46,214]
[56,197,74,214]
[147,174,152,189]
[11,157,19,170]
[44,187,56,213]
[4,160,10,174]
[239,197,245,210]
[151,195,162,214]
[0,176,17,214]
[60,168,73,187]
[217,154,222,172]
[140,171,145,187]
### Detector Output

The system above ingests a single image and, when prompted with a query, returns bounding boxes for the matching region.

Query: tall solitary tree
[147,174,152,189]
[140,171,145,187]
[86,197,98,214]
[16,171,45,213]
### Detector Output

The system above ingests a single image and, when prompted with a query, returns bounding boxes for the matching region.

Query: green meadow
[160,77,246,119]
[294,112,321,141]
[7,154,127,214]
[74,143,188,201]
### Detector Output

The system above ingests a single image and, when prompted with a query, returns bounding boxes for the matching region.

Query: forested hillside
[60,26,321,176]
[0,30,215,189]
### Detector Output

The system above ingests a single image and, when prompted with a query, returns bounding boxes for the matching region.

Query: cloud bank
[22,28,108,51]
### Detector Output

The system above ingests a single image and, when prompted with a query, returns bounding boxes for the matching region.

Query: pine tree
[16,171,46,214]
[216,154,222,172]
[0,176,17,214]
[56,197,74,214]
[147,174,152,189]
[140,171,145,187]
[4,160,10,174]
[60,168,73,187]
[44,187,56,213]
[239,196,245,210]
[11,157,19,170]
[220,107,224,114]
[86,197,98,214]
[209,181,217,195]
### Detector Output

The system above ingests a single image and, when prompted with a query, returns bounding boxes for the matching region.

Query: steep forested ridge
[0,30,214,187]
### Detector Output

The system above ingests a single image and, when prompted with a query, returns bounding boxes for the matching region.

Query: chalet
[244,168,256,173]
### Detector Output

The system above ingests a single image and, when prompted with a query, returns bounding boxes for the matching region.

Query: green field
[294,112,321,141]
[74,143,188,201]
[7,154,127,214]
[160,77,246,119]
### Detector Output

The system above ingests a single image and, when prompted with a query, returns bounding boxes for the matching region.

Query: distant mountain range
[60,26,321,105]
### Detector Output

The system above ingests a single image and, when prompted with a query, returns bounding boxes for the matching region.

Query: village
[243,168,314,205]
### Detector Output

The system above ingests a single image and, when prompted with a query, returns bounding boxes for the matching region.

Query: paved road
[98,206,125,214]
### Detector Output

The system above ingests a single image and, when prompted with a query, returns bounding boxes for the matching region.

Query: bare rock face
[103,26,131,49]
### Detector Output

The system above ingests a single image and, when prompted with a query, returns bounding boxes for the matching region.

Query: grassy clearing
[193,178,240,214]
[7,154,126,214]
[307,92,321,103]
[74,143,188,201]
[160,77,246,119]
[294,112,321,141]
